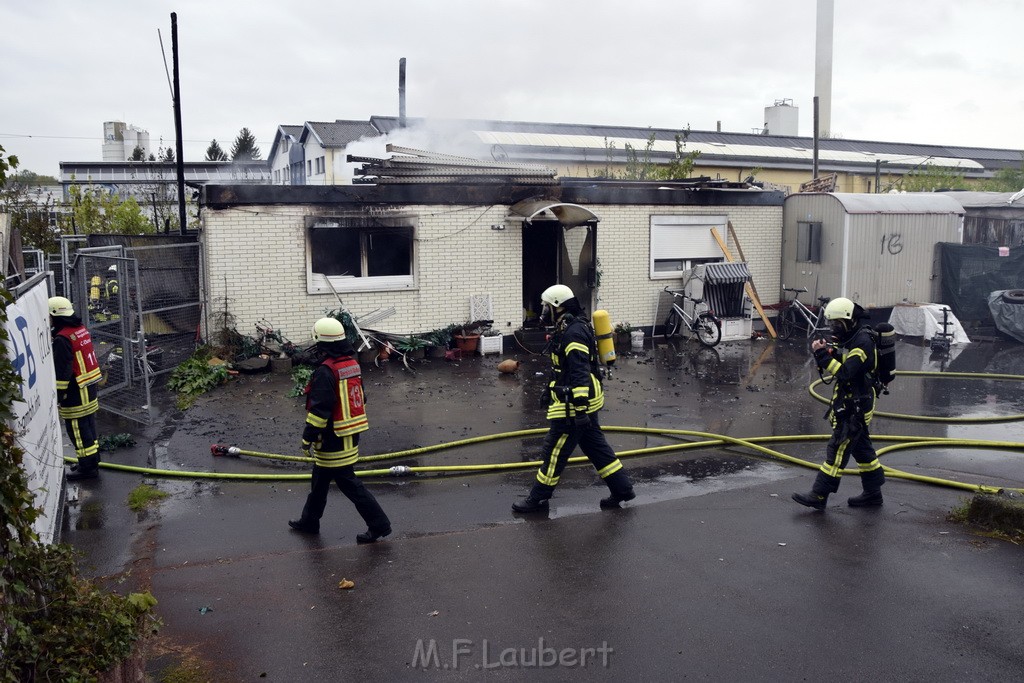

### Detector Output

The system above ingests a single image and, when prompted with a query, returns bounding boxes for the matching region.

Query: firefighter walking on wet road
[793,297,885,510]
[288,317,392,543]
[513,284,635,513]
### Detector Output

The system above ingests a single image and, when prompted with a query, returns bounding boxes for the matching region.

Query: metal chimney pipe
[812,96,820,179]
[399,58,407,128]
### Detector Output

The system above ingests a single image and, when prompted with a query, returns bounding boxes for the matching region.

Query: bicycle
[662,287,722,347]
[776,286,831,340]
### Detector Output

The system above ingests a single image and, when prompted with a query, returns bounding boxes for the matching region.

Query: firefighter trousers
[299,464,391,533]
[529,410,633,500]
[812,416,885,495]
[65,414,100,469]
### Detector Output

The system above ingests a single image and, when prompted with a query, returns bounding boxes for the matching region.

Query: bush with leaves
[1,285,159,682]
[166,347,229,408]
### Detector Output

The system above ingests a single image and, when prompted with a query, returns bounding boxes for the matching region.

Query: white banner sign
[4,279,63,544]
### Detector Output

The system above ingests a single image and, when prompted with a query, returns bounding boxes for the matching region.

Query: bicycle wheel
[694,313,721,347]
[664,309,682,339]
[777,308,796,340]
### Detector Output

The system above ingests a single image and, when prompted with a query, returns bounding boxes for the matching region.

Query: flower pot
[615,332,631,352]
[358,346,377,364]
[453,334,480,353]
[407,347,426,361]
[479,335,502,355]
[427,345,447,359]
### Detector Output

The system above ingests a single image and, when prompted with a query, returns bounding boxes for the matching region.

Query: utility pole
[171,13,187,234]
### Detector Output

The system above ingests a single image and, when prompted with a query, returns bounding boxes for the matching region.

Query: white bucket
[630,329,645,350]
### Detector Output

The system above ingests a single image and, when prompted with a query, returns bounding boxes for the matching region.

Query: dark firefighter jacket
[813,324,878,425]
[544,314,605,420]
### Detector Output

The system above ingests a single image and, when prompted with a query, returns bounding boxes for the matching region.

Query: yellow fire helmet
[48,296,75,317]
[312,317,346,343]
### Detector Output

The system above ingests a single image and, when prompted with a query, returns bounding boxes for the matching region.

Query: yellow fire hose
[66,370,1024,494]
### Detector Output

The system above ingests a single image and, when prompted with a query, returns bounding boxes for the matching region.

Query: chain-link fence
[63,237,203,424]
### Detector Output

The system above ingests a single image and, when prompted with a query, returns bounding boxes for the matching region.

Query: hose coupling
[389,465,413,476]
[210,444,240,457]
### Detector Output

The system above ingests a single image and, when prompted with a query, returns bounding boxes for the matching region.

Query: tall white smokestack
[814,0,834,137]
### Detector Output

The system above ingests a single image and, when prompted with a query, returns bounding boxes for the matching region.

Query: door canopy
[509,199,600,228]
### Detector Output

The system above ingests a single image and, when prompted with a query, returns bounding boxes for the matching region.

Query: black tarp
[939,243,1024,322]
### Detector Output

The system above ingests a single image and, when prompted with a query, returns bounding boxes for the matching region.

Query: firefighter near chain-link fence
[64,237,203,424]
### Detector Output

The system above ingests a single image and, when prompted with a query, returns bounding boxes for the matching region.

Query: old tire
[1000,289,1024,305]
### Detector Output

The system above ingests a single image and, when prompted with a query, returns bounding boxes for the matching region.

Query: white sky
[3,0,1023,178]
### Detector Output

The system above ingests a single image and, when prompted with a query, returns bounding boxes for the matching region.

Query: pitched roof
[302,120,378,148]
[368,115,1022,174]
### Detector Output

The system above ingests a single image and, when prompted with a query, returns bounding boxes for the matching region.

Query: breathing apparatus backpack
[872,322,897,394]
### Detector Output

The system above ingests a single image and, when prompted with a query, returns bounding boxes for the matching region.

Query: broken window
[307,217,416,293]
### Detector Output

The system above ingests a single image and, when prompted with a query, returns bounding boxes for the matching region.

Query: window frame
[649,214,728,279]
[796,221,823,263]
[305,215,418,294]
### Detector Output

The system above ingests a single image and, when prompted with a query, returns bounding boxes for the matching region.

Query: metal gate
[66,241,203,424]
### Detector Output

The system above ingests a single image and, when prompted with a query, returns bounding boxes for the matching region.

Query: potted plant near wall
[614,322,633,353]
[396,335,429,361]
[480,327,503,355]
[453,320,489,354]
[426,325,456,359]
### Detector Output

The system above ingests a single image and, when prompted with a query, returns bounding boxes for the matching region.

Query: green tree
[160,146,175,162]
[8,169,58,185]
[129,145,146,161]
[982,156,1024,192]
[0,143,18,184]
[653,127,701,181]
[59,180,155,235]
[896,163,968,192]
[230,127,261,161]
[0,161,62,252]
[205,139,228,161]
[622,131,657,181]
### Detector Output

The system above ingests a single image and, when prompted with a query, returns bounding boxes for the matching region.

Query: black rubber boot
[792,491,828,510]
[848,489,883,507]
[512,496,549,513]
[288,519,319,534]
[356,527,392,544]
[600,490,636,509]
[67,456,99,481]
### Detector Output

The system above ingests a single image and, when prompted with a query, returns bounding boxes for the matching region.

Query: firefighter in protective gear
[793,297,885,510]
[49,296,103,480]
[105,265,119,310]
[288,317,392,543]
[512,285,635,513]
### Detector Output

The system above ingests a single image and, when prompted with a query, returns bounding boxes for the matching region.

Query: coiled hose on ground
[68,370,1024,495]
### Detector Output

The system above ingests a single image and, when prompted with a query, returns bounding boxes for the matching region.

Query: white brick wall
[202,202,782,341]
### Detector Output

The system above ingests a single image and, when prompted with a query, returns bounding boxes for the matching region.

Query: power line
[0,132,274,145]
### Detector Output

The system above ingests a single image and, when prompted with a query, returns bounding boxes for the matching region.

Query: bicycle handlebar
[782,285,808,293]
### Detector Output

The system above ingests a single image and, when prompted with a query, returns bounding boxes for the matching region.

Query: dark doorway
[521,221,598,325]
[522,221,560,325]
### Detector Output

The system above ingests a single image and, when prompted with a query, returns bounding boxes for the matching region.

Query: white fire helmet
[108,265,117,273]
[312,317,346,343]
[540,284,575,308]
[48,296,75,317]
[824,297,855,321]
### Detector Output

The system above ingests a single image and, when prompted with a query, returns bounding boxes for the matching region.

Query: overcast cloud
[3,0,1023,177]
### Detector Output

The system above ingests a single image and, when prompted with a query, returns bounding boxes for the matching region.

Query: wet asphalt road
[64,336,1024,681]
